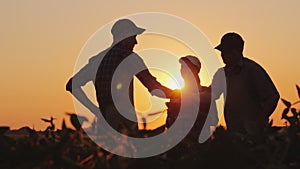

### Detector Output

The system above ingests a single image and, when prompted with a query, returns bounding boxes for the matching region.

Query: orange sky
[1,1,300,130]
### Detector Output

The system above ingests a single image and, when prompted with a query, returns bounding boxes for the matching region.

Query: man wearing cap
[212,32,280,134]
[66,19,173,136]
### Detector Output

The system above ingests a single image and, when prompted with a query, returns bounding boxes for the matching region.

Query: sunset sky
[1,1,300,130]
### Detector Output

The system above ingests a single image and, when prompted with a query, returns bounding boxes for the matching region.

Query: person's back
[95,42,143,135]
[223,57,277,133]
[96,44,133,107]
[213,32,280,134]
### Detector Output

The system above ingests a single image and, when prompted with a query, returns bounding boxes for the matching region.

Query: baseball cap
[111,19,145,43]
[215,32,244,52]
[179,55,201,72]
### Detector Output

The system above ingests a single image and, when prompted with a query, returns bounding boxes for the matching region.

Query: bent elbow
[66,78,73,93]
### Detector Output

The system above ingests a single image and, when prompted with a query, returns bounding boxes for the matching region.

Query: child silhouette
[166,55,211,140]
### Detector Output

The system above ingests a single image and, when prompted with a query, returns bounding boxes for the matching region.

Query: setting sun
[160,74,184,90]
[1,0,299,134]
[1,1,300,168]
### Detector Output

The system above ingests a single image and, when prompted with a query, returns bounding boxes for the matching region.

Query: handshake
[169,89,181,99]
[149,88,181,99]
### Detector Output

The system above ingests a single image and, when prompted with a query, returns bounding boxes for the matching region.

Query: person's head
[119,35,138,51]
[111,19,145,50]
[179,55,201,81]
[215,32,244,66]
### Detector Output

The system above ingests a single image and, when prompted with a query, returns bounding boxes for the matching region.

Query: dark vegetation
[1,85,300,169]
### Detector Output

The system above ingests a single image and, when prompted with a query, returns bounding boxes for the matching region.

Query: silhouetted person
[95,19,175,136]
[66,19,174,137]
[166,55,212,140]
[212,32,280,134]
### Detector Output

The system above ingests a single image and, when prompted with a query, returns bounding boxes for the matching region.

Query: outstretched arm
[136,70,175,98]
[129,53,178,98]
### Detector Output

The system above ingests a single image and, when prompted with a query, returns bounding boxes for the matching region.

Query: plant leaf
[268,119,273,126]
[281,98,291,108]
[291,108,298,117]
[296,84,300,98]
[281,108,289,119]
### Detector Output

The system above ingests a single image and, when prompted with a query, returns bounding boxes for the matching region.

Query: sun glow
[160,74,184,90]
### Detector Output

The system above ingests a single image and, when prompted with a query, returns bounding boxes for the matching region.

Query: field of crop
[1,86,300,169]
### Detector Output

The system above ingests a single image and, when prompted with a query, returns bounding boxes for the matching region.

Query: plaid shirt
[95,45,172,112]
[66,48,110,92]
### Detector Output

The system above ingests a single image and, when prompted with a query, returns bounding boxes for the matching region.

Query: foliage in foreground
[0,123,299,169]
[1,85,300,169]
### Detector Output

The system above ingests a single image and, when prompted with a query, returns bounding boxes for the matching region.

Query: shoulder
[129,52,146,66]
[243,57,273,79]
[88,48,110,64]
[243,57,266,73]
[130,52,142,59]
[213,67,225,77]
[243,57,277,90]
[216,66,225,72]
[212,67,226,82]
